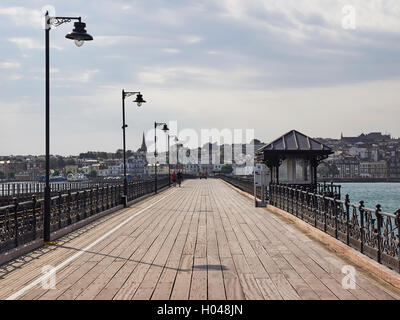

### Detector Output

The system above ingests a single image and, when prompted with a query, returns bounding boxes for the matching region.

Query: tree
[0,171,5,179]
[64,158,76,166]
[8,171,15,179]
[318,162,339,178]
[317,163,330,178]
[115,149,124,159]
[57,157,65,169]
[221,164,233,174]
[49,157,58,169]
[329,164,339,178]
[52,169,60,176]
[89,170,97,178]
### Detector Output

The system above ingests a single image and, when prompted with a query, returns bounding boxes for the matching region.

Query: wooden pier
[1,179,399,300]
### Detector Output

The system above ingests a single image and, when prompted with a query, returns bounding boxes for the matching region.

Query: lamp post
[154,122,169,194]
[170,135,183,171]
[121,90,146,206]
[166,134,171,186]
[43,12,93,243]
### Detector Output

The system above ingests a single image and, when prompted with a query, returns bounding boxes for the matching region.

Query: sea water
[340,183,400,213]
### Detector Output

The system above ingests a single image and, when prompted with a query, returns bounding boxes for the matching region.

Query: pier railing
[0,177,170,254]
[219,175,400,273]
[269,183,400,273]
[217,175,256,196]
[0,180,129,196]
[218,175,341,200]
[0,179,166,207]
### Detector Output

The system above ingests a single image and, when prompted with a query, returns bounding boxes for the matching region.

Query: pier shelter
[256,130,333,186]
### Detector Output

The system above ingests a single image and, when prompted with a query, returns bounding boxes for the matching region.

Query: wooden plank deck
[1,179,400,300]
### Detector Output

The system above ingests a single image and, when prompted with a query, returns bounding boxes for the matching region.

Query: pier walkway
[1,179,400,300]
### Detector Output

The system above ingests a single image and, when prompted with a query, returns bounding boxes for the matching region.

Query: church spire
[138,132,147,153]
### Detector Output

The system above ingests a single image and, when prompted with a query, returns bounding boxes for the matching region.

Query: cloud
[0,6,41,28]
[162,48,180,54]
[8,37,63,51]
[91,35,142,47]
[52,69,100,85]
[9,37,43,50]
[0,61,20,68]
[1,0,400,155]
[136,65,264,89]
[181,35,203,44]
[78,69,100,83]
[205,50,221,55]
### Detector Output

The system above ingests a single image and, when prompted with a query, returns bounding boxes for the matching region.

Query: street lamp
[166,133,171,186]
[170,135,183,170]
[43,12,93,243]
[121,90,146,206]
[154,122,169,194]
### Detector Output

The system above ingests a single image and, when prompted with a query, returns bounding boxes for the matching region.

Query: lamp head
[66,21,93,46]
[162,124,169,132]
[134,93,146,107]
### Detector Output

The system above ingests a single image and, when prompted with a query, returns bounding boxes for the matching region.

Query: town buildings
[318,132,400,179]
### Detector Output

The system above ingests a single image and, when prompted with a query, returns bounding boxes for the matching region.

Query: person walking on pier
[177,171,182,187]
[171,171,177,187]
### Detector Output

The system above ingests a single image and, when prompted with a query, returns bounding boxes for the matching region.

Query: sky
[0,0,400,156]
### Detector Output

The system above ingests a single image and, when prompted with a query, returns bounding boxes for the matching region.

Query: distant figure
[177,171,182,187]
[171,171,177,187]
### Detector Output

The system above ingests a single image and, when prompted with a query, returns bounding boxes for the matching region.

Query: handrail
[218,174,400,273]
[0,177,170,254]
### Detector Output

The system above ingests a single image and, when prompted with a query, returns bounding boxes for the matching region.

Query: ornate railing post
[282,186,288,211]
[313,194,317,228]
[67,190,72,225]
[32,195,37,239]
[83,190,87,219]
[114,184,117,205]
[90,188,93,216]
[359,201,365,254]
[334,198,338,239]
[13,198,18,247]
[76,191,80,221]
[101,187,105,212]
[375,204,382,264]
[58,191,62,229]
[279,185,282,208]
[345,194,350,246]
[106,185,110,209]
[290,188,294,214]
[96,186,100,213]
[323,195,327,232]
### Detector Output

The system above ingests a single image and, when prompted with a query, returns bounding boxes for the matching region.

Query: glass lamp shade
[134,93,146,107]
[74,40,84,47]
[66,22,93,41]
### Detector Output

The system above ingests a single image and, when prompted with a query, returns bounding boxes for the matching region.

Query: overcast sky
[1,0,400,156]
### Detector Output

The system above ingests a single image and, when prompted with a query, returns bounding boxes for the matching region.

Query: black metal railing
[269,183,400,273]
[217,175,267,203]
[0,180,125,196]
[219,175,400,273]
[0,180,125,207]
[0,177,170,254]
